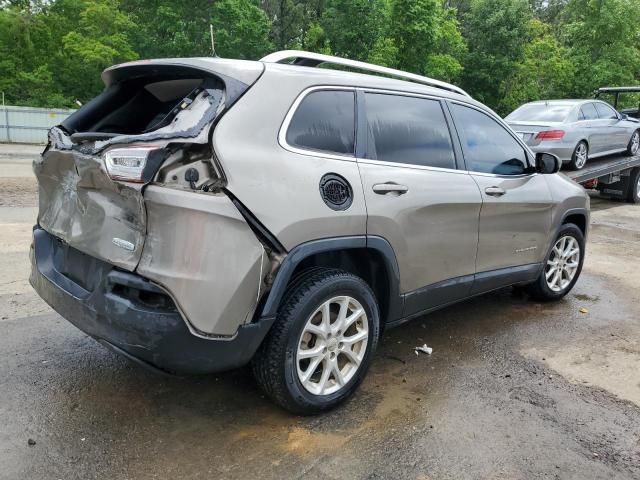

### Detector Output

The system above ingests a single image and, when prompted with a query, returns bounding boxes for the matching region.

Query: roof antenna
[210,24,217,57]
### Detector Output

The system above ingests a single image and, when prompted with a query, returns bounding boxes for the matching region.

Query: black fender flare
[559,207,589,236]
[542,207,589,256]
[258,235,403,323]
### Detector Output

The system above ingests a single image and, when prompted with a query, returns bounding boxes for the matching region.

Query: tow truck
[562,86,640,203]
[564,153,640,203]
[595,86,640,119]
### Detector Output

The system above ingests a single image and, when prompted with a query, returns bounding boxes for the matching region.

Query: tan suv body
[30,51,589,413]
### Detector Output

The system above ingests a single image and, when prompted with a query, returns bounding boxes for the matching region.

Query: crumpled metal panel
[34,128,146,271]
[137,186,268,337]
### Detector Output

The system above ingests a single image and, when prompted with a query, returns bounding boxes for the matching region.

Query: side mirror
[536,152,561,174]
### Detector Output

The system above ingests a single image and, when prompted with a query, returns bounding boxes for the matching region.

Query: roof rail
[260,50,470,98]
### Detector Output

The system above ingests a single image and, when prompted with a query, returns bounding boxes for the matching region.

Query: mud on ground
[0,151,639,479]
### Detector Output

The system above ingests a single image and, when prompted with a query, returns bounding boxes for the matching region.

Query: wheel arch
[259,236,403,325]
[577,138,589,152]
[560,208,588,237]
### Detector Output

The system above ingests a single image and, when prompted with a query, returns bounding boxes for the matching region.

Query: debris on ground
[27,438,36,446]
[579,307,589,314]
[415,344,433,355]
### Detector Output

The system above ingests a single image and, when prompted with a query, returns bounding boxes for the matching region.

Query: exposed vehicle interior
[60,75,222,139]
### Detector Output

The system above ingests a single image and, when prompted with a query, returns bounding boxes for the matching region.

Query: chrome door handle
[485,186,506,197]
[372,183,409,195]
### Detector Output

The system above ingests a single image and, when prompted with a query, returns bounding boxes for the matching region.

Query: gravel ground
[0,148,639,480]
[0,177,38,207]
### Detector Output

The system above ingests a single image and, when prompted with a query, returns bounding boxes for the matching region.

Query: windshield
[506,103,573,122]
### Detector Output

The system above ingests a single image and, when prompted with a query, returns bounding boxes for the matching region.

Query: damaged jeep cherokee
[30,51,590,414]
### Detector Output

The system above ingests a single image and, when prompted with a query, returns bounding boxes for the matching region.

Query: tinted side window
[450,103,528,175]
[286,90,355,155]
[595,102,618,119]
[365,93,456,169]
[580,103,598,120]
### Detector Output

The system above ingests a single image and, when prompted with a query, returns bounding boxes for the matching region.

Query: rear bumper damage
[29,228,274,374]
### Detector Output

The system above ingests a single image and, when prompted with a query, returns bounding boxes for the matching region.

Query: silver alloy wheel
[631,131,640,155]
[574,142,588,169]
[296,295,369,396]
[545,236,580,292]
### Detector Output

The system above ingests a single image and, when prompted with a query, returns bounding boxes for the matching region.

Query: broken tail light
[535,130,565,140]
[104,146,160,183]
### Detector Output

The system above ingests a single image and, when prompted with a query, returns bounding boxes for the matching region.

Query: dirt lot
[1,146,639,479]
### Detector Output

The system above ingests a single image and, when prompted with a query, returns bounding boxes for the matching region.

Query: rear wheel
[568,141,588,170]
[252,268,380,415]
[527,223,585,301]
[627,167,640,204]
[627,130,640,156]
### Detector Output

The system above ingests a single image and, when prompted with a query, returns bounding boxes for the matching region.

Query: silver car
[506,100,640,170]
[30,51,589,414]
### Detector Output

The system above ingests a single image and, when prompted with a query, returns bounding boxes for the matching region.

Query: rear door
[594,102,628,150]
[447,101,553,291]
[579,102,607,154]
[357,91,482,315]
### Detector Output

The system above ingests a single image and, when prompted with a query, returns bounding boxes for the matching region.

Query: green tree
[60,0,138,102]
[121,1,212,58]
[388,0,465,80]
[392,0,439,72]
[461,0,531,110]
[561,0,640,96]
[424,8,466,81]
[498,18,575,113]
[320,0,387,60]
[211,0,273,59]
[262,0,305,49]
[367,37,398,67]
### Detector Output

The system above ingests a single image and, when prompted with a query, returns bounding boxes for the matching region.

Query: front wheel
[527,224,585,301]
[252,268,380,415]
[627,130,640,156]
[568,141,588,170]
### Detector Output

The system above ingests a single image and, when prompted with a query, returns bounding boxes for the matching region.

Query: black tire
[527,223,585,301]
[567,141,588,170]
[626,130,640,156]
[627,167,640,204]
[252,268,380,415]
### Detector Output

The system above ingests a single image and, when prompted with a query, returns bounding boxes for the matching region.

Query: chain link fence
[0,105,76,144]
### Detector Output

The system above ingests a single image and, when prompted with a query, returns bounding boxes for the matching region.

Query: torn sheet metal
[34,86,223,272]
[92,89,224,152]
[137,186,270,337]
[34,128,147,272]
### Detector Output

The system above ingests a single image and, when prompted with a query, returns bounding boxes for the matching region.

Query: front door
[357,92,482,316]
[595,102,629,151]
[447,102,553,292]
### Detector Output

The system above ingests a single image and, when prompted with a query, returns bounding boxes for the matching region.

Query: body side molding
[391,263,543,328]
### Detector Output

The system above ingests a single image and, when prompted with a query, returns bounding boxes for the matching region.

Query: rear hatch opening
[61,60,262,146]
[63,75,224,146]
[34,60,263,272]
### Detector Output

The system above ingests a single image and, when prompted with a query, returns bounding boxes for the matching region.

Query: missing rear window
[62,74,225,139]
